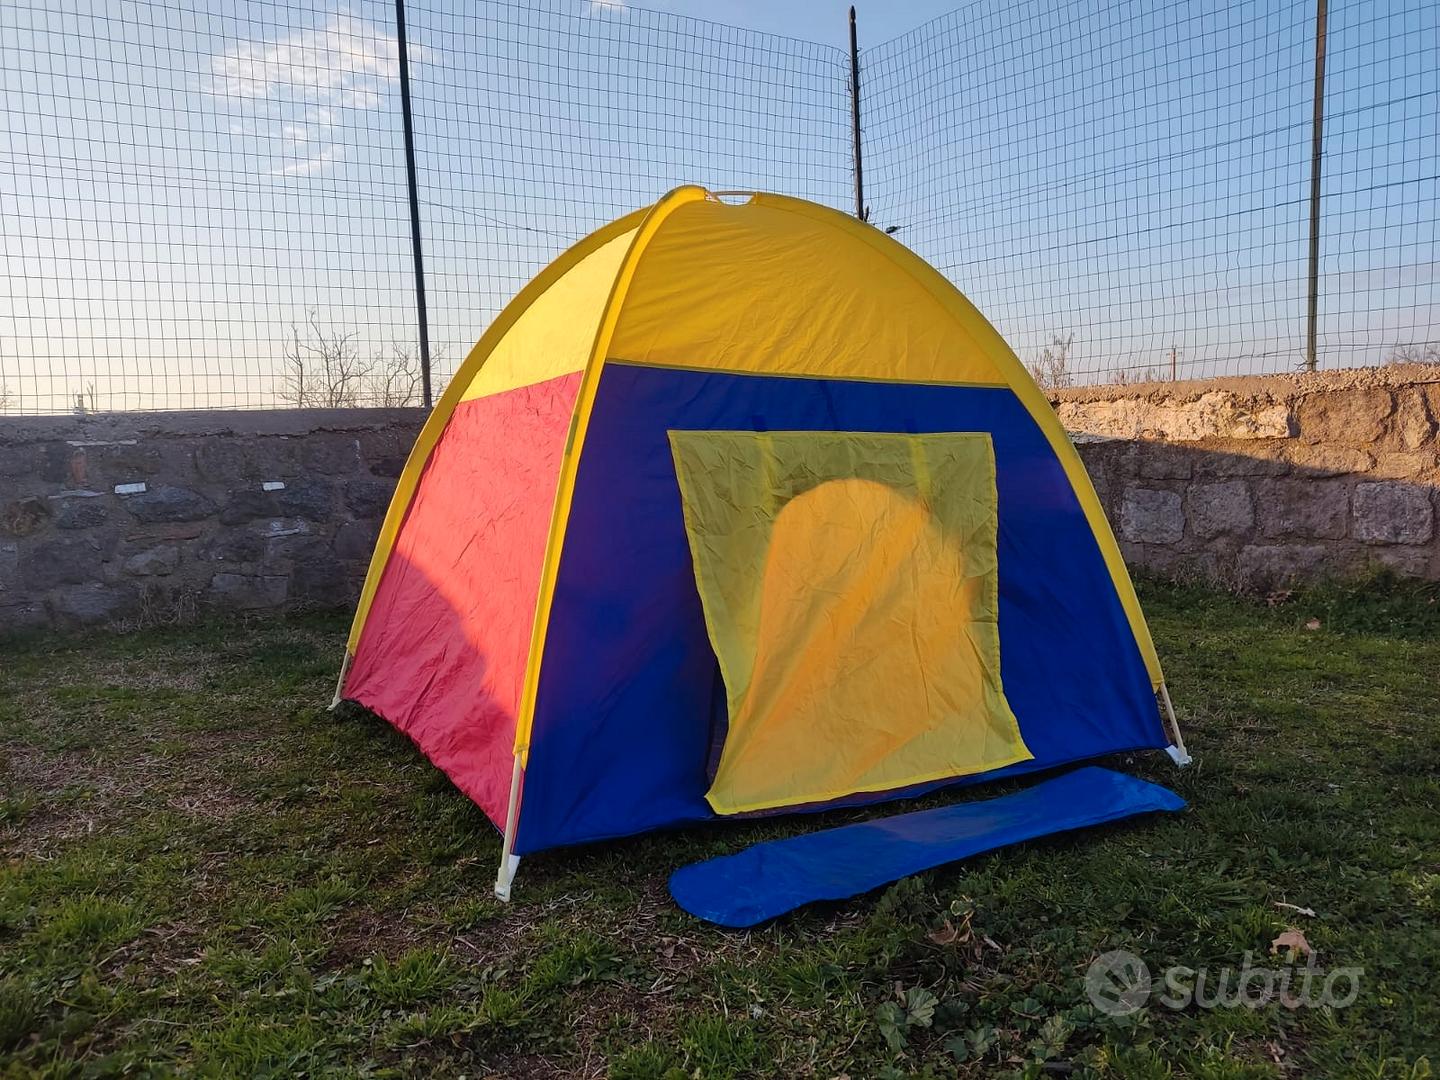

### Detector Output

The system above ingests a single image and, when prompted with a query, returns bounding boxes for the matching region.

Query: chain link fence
[1,0,1435,412]
[867,0,1439,385]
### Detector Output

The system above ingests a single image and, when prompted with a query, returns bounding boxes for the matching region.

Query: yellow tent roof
[345,188,1164,728]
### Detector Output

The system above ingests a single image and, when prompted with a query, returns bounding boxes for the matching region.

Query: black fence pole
[395,0,433,408]
[1304,0,1328,373]
[848,6,865,221]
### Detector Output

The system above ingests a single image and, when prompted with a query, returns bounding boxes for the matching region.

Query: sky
[0,0,1435,412]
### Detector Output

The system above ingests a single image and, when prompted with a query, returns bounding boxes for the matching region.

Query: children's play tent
[334,187,1188,906]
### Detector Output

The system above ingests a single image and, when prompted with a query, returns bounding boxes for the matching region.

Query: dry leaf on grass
[1270,928,1313,958]
[928,919,961,945]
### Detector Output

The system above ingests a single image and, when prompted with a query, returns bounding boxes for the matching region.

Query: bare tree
[0,385,11,412]
[369,341,424,407]
[1387,342,1440,365]
[278,311,436,408]
[1028,333,1074,390]
[280,310,368,408]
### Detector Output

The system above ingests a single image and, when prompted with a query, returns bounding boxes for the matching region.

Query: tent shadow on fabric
[340,548,516,827]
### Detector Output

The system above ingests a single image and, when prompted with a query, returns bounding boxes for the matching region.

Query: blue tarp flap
[669,766,1185,927]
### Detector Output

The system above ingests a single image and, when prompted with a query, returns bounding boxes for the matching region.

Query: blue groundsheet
[670,766,1186,927]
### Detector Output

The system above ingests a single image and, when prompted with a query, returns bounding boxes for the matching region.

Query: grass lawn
[2,577,1437,1078]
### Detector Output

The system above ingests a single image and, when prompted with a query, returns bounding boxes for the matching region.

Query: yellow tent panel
[671,430,1032,814]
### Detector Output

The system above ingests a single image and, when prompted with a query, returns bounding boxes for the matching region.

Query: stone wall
[0,409,422,631]
[1056,364,1440,587]
[2,367,1438,633]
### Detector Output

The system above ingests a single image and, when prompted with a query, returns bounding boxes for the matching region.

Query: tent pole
[328,650,352,711]
[1158,682,1191,766]
[494,753,524,901]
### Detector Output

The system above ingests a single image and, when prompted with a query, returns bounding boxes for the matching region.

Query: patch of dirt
[0,728,265,859]
[325,905,434,968]
[477,1051,605,1080]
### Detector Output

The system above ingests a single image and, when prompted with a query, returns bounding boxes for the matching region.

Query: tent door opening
[669,429,1034,816]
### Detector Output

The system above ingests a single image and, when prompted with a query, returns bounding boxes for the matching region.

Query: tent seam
[512,185,711,762]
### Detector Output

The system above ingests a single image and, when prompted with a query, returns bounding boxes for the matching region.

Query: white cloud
[584,0,627,14]
[208,15,400,105]
[209,14,419,178]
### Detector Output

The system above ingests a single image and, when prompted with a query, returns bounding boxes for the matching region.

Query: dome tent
[334,187,1189,908]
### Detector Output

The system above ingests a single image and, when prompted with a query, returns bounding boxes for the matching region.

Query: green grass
[1,579,1437,1078]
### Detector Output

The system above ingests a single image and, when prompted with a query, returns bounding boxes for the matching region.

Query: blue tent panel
[518,364,1165,854]
[669,766,1185,928]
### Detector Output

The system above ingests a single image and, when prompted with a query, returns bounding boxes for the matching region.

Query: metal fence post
[395,0,433,408]
[1304,0,1328,372]
[848,6,865,222]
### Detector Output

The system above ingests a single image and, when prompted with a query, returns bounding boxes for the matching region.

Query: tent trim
[495,186,710,896]
[513,185,711,760]
[342,204,652,654]
[606,356,1010,389]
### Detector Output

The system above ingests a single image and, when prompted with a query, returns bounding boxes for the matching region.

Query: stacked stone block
[1058,367,1440,588]
[0,410,420,630]
[3,368,1438,632]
